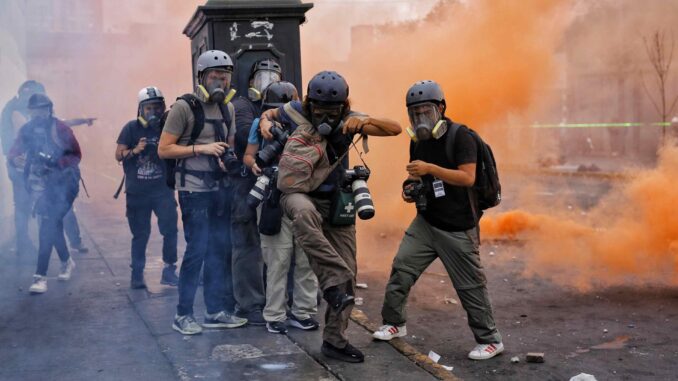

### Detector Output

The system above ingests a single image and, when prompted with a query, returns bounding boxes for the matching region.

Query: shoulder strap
[283,102,312,127]
[445,121,481,238]
[216,102,232,143]
[177,94,205,144]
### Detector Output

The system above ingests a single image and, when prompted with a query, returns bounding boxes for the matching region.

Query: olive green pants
[381,215,501,344]
[282,192,356,348]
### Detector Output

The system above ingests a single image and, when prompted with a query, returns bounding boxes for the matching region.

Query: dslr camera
[255,123,289,169]
[403,180,429,212]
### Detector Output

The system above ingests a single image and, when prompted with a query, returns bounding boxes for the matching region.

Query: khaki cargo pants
[381,215,502,344]
[281,192,356,348]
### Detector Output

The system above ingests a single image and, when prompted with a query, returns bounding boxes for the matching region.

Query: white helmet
[196,50,234,81]
[137,86,165,106]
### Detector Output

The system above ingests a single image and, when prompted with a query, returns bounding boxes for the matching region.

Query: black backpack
[445,122,501,220]
[164,94,232,189]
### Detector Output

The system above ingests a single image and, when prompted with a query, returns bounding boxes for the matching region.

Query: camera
[255,123,289,168]
[220,148,241,174]
[403,180,429,212]
[343,165,375,220]
[247,167,278,208]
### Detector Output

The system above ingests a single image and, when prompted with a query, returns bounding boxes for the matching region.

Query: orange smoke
[482,145,678,289]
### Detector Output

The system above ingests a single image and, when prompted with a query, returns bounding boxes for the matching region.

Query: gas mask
[310,103,344,136]
[406,102,447,142]
[198,71,235,104]
[248,70,282,101]
[29,107,52,126]
[138,101,165,128]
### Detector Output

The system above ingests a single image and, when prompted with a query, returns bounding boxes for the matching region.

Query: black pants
[230,175,266,315]
[125,192,178,272]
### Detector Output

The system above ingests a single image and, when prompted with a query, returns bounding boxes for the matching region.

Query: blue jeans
[7,163,32,251]
[126,192,178,271]
[176,189,234,316]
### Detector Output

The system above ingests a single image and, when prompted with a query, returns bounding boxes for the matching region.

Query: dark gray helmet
[250,59,282,79]
[262,81,298,109]
[405,80,445,107]
[307,71,349,104]
[196,50,234,79]
[19,80,46,96]
[27,93,53,109]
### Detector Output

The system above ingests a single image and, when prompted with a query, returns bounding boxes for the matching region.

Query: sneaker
[172,314,203,335]
[372,324,407,341]
[288,315,319,331]
[130,270,147,289]
[468,342,504,360]
[266,321,288,334]
[203,311,248,329]
[323,286,355,314]
[70,243,89,254]
[29,275,47,294]
[160,264,179,286]
[321,341,364,363]
[57,258,76,281]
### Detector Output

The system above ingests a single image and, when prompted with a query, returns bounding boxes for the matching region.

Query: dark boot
[323,286,354,314]
[161,264,179,286]
[321,341,364,363]
[130,269,147,289]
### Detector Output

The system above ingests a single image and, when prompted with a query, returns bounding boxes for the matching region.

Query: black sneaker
[321,341,364,363]
[130,270,147,289]
[288,315,319,331]
[323,286,355,313]
[266,321,288,334]
[161,264,179,286]
[237,310,266,326]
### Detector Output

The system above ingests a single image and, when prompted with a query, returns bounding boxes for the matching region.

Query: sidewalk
[0,182,439,381]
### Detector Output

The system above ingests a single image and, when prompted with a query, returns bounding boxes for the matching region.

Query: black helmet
[262,81,298,109]
[250,59,282,79]
[307,71,349,104]
[405,80,445,107]
[27,93,53,110]
[19,80,46,96]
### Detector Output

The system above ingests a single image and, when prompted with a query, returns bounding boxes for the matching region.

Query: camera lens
[352,179,375,220]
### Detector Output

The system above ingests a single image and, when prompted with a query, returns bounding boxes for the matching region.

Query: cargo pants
[281,192,356,348]
[381,215,502,344]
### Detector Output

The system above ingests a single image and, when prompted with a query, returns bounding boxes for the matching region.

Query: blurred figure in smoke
[262,71,401,362]
[372,80,503,360]
[159,50,247,335]
[243,81,320,335]
[8,93,81,294]
[115,87,179,289]
[0,80,90,256]
[226,59,284,325]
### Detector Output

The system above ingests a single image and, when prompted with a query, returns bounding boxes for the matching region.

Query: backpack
[445,122,501,221]
[165,94,232,189]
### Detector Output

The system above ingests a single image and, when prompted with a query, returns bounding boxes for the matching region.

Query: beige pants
[261,214,319,322]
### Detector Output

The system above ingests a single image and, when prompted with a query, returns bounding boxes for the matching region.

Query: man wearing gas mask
[227,59,283,325]
[115,87,179,289]
[243,81,320,335]
[1,81,90,257]
[260,71,401,362]
[372,80,503,360]
[159,50,246,335]
[8,93,81,294]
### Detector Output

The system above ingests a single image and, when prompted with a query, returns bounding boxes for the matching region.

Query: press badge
[432,178,446,198]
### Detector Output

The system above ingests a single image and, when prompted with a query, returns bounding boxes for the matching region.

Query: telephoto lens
[247,173,271,208]
[345,166,375,220]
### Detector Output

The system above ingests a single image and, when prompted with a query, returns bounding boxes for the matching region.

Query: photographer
[372,80,503,361]
[116,86,179,289]
[158,50,246,335]
[261,71,401,362]
[227,59,283,325]
[8,93,81,294]
[243,81,320,335]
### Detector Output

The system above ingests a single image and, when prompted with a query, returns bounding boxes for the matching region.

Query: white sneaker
[29,275,47,294]
[57,257,76,281]
[172,314,203,335]
[372,324,407,341]
[468,342,504,360]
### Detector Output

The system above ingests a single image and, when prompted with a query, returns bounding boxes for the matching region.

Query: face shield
[407,102,445,141]
[310,102,344,136]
